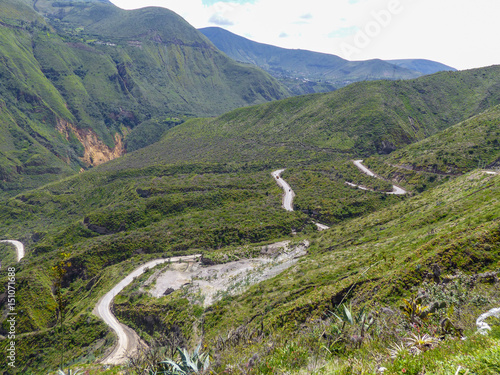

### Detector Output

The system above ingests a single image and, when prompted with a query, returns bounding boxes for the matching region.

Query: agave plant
[158,344,210,374]
[57,369,83,375]
[331,304,375,334]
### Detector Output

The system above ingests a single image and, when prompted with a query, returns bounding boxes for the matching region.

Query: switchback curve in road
[94,254,201,365]
[272,169,330,230]
[0,240,25,262]
[351,160,407,195]
[272,169,295,211]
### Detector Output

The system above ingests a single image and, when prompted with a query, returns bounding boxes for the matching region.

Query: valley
[0,1,499,374]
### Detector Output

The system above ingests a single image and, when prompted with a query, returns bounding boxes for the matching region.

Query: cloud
[109,0,500,69]
[328,26,359,38]
[208,13,234,26]
[202,0,256,5]
[300,13,313,20]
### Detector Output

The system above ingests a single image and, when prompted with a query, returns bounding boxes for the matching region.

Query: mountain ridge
[0,0,290,197]
[199,26,456,94]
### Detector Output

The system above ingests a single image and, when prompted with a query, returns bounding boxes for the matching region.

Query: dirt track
[0,240,25,262]
[351,160,408,195]
[272,169,330,230]
[272,169,295,211]
[94,255,200,365]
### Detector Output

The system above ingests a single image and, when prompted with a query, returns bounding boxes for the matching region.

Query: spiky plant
[326,304,376,349]
[401,297,432,325]
[406,333,440,353]
[388,342,408,359]
[331,304,374,331]
[57,369,83,375]
[158,344,210,374]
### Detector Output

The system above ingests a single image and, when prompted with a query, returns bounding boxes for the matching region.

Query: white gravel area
[148,240,309,306]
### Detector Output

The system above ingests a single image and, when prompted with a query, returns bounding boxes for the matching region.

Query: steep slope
[0,0,289,196]
[98,65,500,172]
[5,159,496,372]
[192,170,500,373]
[385,104,500,174]
[199,27,454,94]
[357,104,500,193]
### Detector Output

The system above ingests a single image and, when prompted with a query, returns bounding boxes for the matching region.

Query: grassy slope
[97,65,500,173]
[194,170,500,373]
[58,4,290,117]
[0,22,79,195]
[0,63,499,372]
[106,169,500,374]
[384,104,500,174]
[0,113,498,372]
[0,161,318,372]
[0,0,290,197]
[356,104,500,195]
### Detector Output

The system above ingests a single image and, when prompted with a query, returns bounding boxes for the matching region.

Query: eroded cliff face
[56,119,126,166]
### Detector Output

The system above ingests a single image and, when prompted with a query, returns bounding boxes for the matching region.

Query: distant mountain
[0,0,289,196]
[199,27,456,94]
[386,59,457,75]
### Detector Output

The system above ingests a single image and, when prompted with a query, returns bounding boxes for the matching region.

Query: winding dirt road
[351,160,407,195]
[95,254,200,365]
[272,169,330,230]
[272,169,295,211]
[0,240,25,262]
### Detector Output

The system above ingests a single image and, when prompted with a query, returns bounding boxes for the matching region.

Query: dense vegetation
[0,0,289,196]
[1,99,499,373]
[15,166,495,375]
[0,4,499,372]
[94,65,500,176]
[382,104,500,175]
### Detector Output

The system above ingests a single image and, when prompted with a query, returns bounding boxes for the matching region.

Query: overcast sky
[109,0,499,70]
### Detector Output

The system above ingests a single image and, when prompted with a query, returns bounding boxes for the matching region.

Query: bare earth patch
[149,240,309,307]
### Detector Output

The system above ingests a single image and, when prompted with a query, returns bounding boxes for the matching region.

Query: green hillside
[1,159,498,373]
[96,65,500,173]
[0,7,499,371]
[0,0,289,197]
[385,104,500,174]
[0,66,499,374]
[356,104,500,194]
[192,170,500,374]
[0,162,315,372]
